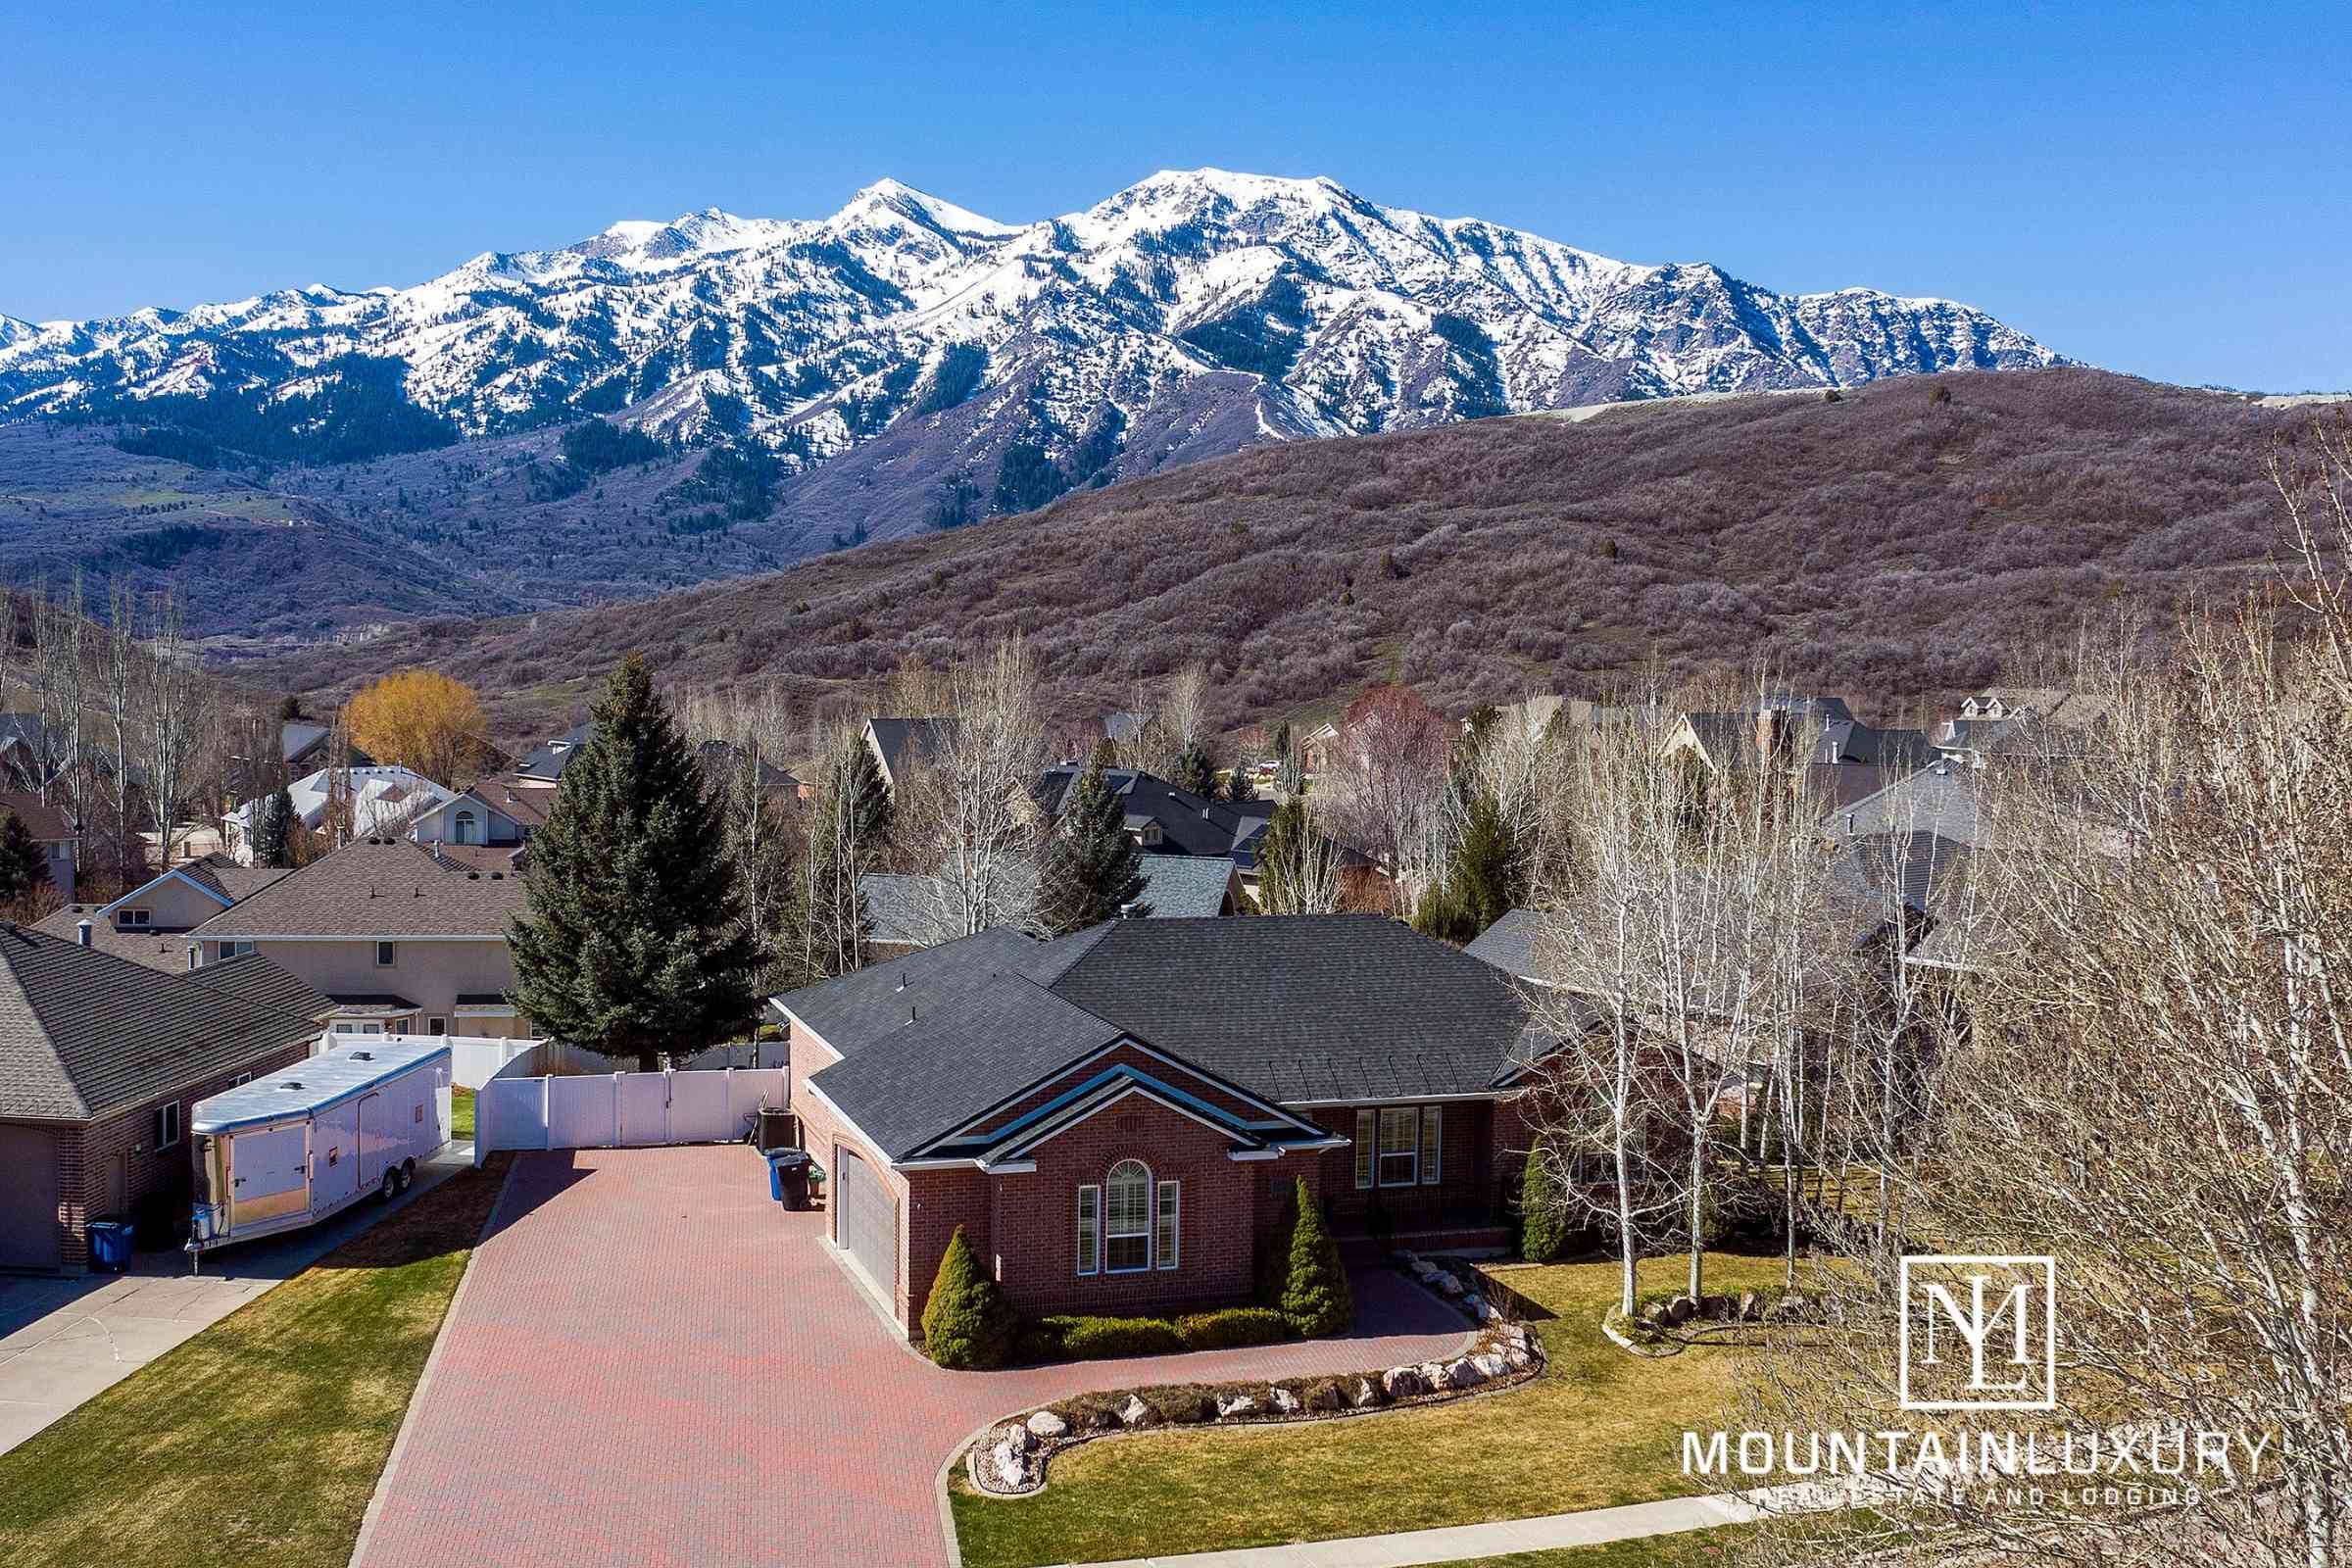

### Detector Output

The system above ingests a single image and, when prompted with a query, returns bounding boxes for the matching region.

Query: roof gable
[188,835,529,940]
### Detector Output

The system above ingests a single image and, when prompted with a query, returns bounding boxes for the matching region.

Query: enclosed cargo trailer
[187,1038,451,1255]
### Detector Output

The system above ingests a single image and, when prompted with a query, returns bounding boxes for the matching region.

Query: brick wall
[986,1097,1257,1321]
[1308,1099,1504,1239]
[45,1036,315,1271]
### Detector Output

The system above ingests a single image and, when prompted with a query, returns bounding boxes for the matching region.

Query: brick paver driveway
[355,1145,1472,1568]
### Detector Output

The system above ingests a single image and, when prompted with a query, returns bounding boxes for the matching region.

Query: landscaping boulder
[1350,1376,1388,1408]
[1434,1273,1466,1298]
[1000,1422,1036,1455]
[990,1435,1033,1491]
[1025,1410,1069,1441]
[1382,1365,1432,1398]
[1475,1298,1503,1323]
[1739,1291,1761,1322]
[1504,1344,1536,1371]
[1471,1352,1510,1380]
[1667,1295,1697,1324]
[1642,1301,1672,1329]
[1442,1357,1487,1390]
[1215,1392,1259,1419]
[1116,1394,1158,1429]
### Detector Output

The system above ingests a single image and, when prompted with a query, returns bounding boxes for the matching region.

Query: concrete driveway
[0,1140,472,1456]
[354,1145,1472,1568]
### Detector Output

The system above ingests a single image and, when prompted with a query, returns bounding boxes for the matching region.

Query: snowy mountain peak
[0,169,2067,547]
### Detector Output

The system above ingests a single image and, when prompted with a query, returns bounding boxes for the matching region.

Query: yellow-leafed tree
[346,670,486,786]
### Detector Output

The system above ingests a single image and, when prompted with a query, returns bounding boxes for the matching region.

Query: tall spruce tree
[253,783,297,869]
[1171,741,1218,798]
[1035,757,1150,934]
[0,813,50,906]
[509,654,761,1070]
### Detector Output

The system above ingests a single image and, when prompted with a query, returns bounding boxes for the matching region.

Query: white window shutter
[1422,1106,1442,1185]
[1076,1185,1100,1275]
[1354,1110,1375,1189]
[1156,1180,1179,1269]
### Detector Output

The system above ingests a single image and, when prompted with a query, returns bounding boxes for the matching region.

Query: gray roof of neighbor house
[0,790,74,842]
[185,953,335,1020]
[1826,760,1986,848]
[862,853,1234,948]
[514,722,595,781]
[1034,767,1278,862]
[188,835,529,940]
[865,717,960,788]
[0,924,323,1120]
[172,855,295,907]
[28,909,193,970]
[780,915,1564,1158]
[1463,907,1545,981]
[1132,855,1239,917]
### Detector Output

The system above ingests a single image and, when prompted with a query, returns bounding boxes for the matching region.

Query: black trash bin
[765,1149,812,1210]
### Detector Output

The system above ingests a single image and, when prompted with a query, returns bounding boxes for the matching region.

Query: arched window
[1103,1159,1152,1273]
[453,810,478,845]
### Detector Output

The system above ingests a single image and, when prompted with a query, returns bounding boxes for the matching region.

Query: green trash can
[87,1218,132,1274]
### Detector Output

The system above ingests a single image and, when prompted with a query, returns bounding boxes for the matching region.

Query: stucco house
[36,854,294,972]
[0,789,79,904]
[0,925,328,1271]
[775,914,1569,1339]
[223,765,459,864]
[186,836,532,1039]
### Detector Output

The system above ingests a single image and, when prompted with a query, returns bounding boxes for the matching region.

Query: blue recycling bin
[765,1149,812,1209]
[87,1219,132,1273]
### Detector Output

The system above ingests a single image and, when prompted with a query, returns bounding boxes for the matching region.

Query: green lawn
[952,1251,1798,1568]
[0,1156,510,1568]
[449,1086,475,1141]
[1447,1523,1760,1567]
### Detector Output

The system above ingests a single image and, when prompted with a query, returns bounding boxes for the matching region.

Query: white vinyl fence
[473,1044,786,1166]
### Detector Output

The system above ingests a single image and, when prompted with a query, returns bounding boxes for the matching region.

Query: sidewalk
[1053,1482,1858,1568]
[0,1141,472,1457]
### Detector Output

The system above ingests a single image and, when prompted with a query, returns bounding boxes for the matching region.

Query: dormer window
[118,907,150,928]
[453,809,478,846]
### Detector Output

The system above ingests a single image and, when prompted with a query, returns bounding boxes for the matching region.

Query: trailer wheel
[378,1168,400,1202]
[397,1159,416,1193]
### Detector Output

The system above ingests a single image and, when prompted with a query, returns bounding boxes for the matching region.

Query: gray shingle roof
[0,924,322,1120]
[1032,915,1538,1104]
[780,914,1553,1158]
[1033,767,1277,862]
[186,954,335,1020]
[1463,908,1544,981]
[188,836,530,940]
[30,908,193,971]
[865,717,960,789]
[1826,760,1986,848]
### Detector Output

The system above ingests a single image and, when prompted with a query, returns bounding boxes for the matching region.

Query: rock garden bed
[963,1250,1545,1497]
[1601,1283,1827,1355]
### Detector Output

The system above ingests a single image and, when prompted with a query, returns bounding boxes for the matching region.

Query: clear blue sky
[6,1,2345,390]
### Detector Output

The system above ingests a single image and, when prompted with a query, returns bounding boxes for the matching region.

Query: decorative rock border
[964,1258,1545,1498]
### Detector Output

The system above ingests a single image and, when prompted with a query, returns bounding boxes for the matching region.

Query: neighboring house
[1668,695,1856,774]
[777,914,1577,1338]
[1297,720,1341,777]
[861,855,1243,955]
[514,722,798,797]
[1934,687,2112,767]
[1031,766,1284,894]
[187,835,532,1038]
[0,926,327,1271]
[0,789,77,903]
[408,779,549,848]
[1824,760,1987,850]
[862,717,960,796]
[223,765,460,863]
[35,854,292,972]
[513,723,595,783]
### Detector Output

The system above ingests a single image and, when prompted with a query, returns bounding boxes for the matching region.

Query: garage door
[834,1147,896,1302]
[0,1125,62,1270]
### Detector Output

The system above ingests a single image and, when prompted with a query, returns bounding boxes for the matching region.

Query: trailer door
[228,1124,312,1233]
[357,1092,388,1191]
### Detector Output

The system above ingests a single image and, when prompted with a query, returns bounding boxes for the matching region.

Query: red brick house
[0,924,329,1271]
[776,914,1570,1338]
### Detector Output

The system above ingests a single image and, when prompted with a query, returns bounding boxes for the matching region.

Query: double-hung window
[1076,1186,1101,1275]
[1356,1105,1446,1189]
[1104,1159,1152,1272]
[1155,1179,1180,1270]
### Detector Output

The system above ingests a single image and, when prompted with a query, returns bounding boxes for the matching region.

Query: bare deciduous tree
[893,637,1047,944]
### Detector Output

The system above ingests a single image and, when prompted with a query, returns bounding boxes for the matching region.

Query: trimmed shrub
[1519,1144,1570,1263]
[1175,1307,1295,1351]
[1020,1313,1185,1362]
[921,1227,1015,1369]
[1143,1384,1217,1424]
[1278,1177,1352,1338]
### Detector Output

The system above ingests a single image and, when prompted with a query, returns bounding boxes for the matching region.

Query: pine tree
[1035,757,1150,934]
[1224,760,1256,803]
[1278,1178,1352,1337]
[252,783,297,869]
[1171,740,1217,798]
[0,813,50,905]
[921,1226,1017,1369]
[1444,789,1524,936]
[509,654,762,1071]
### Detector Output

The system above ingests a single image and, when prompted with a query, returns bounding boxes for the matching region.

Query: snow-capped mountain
[0,169,2064,531]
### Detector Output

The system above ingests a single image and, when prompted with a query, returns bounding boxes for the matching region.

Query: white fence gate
[475,1050,785,1166]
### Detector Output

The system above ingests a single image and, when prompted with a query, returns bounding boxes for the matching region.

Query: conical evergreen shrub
[1278,1177,1352,1338]
[922,1226,1016,1369]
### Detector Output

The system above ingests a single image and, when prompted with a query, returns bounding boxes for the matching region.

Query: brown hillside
[249,368,2329,741]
